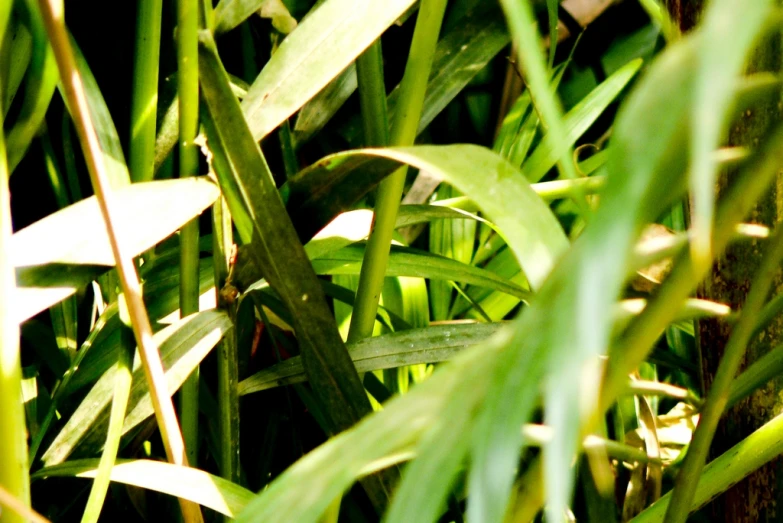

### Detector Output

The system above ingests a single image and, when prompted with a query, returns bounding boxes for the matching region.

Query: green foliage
[6,0,783,521]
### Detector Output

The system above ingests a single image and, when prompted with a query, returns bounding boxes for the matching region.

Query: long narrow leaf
[12,178,219,322]
[33,459,254,518]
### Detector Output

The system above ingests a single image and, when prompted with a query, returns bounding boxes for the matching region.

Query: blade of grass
[79,320,133,523]
[313,244,530,301]
[240,0,416,141]
[13,178,219,323]
[177,0,202,469]
[41,310,232,466]
[35,1,201,519]
[0,1,31,515]
[33,459,254,518]
[6,0,58,173]
[197,31,393,511]
[239,323,503,394]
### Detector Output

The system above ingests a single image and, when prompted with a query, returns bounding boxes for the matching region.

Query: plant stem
[0,6,31,517]
[664,223,783,522]
[177,0,201,467]
[356,41,389,149]
[213,196,239,485]
[35,1,201,520]
[347,0,447,344]
[128,0,163,183]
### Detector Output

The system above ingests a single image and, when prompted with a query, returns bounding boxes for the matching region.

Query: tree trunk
[666,1,783,520]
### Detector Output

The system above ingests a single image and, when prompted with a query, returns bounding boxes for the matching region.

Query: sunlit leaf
[241,0,416,140]
[12,178,219,323]
[33,459,254,517]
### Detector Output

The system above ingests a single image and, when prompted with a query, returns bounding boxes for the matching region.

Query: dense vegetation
[3,0,783,521]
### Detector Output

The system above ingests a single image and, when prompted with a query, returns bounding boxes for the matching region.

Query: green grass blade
[79,324,133,523]
[12,178,219,322]
[287,145,568,290]
[5,1,57,173]
[522,58,643,182]
[240,0,416,141]
[239,323,503,394]
[41,310,231,466]
[33,459,254,518]
[198,30,373,428]
[197,32,395,509]
[312,244,530,301]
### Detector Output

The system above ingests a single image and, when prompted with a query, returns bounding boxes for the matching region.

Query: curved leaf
[313,244,530,301]
[33,459,253,518]
[287,144,569,290]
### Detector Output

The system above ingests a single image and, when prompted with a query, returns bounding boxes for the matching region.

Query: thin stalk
[347,0,447,343]
[35,1,201,520]
[663,223,783,522]
[80,323,134,523]
[356,41,389,149]
[0,23,31,523]
[177,0,201,467]
[213,196,239,485]
[128,0,163,183]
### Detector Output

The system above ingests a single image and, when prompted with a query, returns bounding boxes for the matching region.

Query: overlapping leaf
[12,178,219,322]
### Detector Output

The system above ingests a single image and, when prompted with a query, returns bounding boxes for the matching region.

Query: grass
[4,0,783,521]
